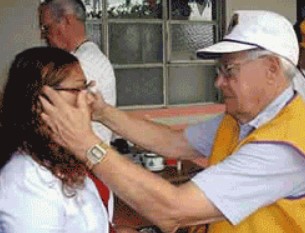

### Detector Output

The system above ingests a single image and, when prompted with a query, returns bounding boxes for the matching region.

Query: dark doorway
[297,0,305,21]
[295,1,305,42]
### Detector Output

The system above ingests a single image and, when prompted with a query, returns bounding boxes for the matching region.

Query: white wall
[0,0,297,90]
[0,0,41,90]
[226,0,297,25]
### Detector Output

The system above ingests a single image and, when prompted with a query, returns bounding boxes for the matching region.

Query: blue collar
[243,86,295,129]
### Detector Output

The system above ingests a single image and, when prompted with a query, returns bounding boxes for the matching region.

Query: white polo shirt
[72,41,116,145]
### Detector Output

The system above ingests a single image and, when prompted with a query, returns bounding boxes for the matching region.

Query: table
[112,160,204,228]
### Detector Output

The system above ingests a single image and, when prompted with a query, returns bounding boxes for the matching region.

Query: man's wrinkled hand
[39,86,99,161]
[87,91,108,123]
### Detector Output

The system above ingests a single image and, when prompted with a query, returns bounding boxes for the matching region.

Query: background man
[38,0,116,145]
[40,10,305,233]
[38,0,116,223]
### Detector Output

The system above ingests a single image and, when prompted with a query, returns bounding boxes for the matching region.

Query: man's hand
[39,86,100,161]
[87,90,109,123]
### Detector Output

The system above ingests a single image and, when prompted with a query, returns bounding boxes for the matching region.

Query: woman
[0,47,111,233]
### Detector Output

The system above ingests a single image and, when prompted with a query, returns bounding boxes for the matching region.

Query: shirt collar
[241,86,295,129]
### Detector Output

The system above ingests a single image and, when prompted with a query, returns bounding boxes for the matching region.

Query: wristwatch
[86,142,110,170]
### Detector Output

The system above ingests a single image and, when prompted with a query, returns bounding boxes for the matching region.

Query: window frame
[85,0,226,109]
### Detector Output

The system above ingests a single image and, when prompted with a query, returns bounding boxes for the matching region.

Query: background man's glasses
[40,25,50,34]
[40,19,61,34]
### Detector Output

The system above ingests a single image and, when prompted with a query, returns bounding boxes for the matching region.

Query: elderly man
[38,0,116,144]
[40,10,305,233]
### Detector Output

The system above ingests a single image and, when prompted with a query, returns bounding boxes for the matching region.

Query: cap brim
[196,41,258,59]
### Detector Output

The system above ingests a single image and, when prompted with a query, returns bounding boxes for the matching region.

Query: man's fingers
[40,112,62,143]
[94,91,104,102]
[77,90,91,113]
[40,112,57,134]
[41,86,69,109]
[41,112,70,148]
[39,94,55,115]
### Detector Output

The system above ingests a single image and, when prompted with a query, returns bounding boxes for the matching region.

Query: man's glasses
[53,81,94,93]
[40,19,60,34]
[40,24,50,34]
[40,21,57,34]
[216,56,266,79]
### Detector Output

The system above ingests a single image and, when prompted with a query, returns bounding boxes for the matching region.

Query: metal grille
[171,24,215,60]
[168,65,218,104]
[82,0,224,108]
[115,68,164,106]
[86,21,103,48]
[109,23,163,64]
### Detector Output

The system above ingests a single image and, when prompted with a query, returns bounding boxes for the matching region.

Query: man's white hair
[41,0,86,23]
[245,49,297,81]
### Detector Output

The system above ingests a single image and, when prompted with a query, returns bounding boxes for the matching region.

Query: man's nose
[214,74,227,89]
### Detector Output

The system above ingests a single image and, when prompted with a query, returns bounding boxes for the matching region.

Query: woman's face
[53,64,88,106]
[36,64,90,141]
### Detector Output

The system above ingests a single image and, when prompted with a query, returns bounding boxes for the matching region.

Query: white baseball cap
[197,10,299,65]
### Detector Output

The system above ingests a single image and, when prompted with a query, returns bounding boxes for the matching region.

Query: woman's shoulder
[1,153,33,180]
[0,154,66,232]
[0,153,61,194]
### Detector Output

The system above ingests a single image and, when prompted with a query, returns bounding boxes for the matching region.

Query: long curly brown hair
[0,47,87,196]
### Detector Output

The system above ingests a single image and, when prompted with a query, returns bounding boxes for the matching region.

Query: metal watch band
[86,142,109,170]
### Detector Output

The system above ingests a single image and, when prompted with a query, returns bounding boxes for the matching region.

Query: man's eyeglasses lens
[216,64,239,79]
[216,56,267,79]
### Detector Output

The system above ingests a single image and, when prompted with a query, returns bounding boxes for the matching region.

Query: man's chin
[225,108,238,118]
[224,102,236,113]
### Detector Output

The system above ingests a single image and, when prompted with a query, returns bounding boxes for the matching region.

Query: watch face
[92,146,105,159]
[86,143,109,169]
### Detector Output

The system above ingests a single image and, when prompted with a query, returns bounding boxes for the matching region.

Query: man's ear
[265,56,281,84]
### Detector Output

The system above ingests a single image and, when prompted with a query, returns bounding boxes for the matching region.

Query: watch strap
[86,142,110,170]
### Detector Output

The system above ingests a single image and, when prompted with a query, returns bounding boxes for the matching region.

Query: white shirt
[0,153,109,233]
[72,41,116,145]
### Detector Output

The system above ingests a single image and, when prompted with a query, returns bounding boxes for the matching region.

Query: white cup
[143,153,165,171]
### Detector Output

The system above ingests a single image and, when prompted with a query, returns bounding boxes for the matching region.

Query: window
[84,0,225,109]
